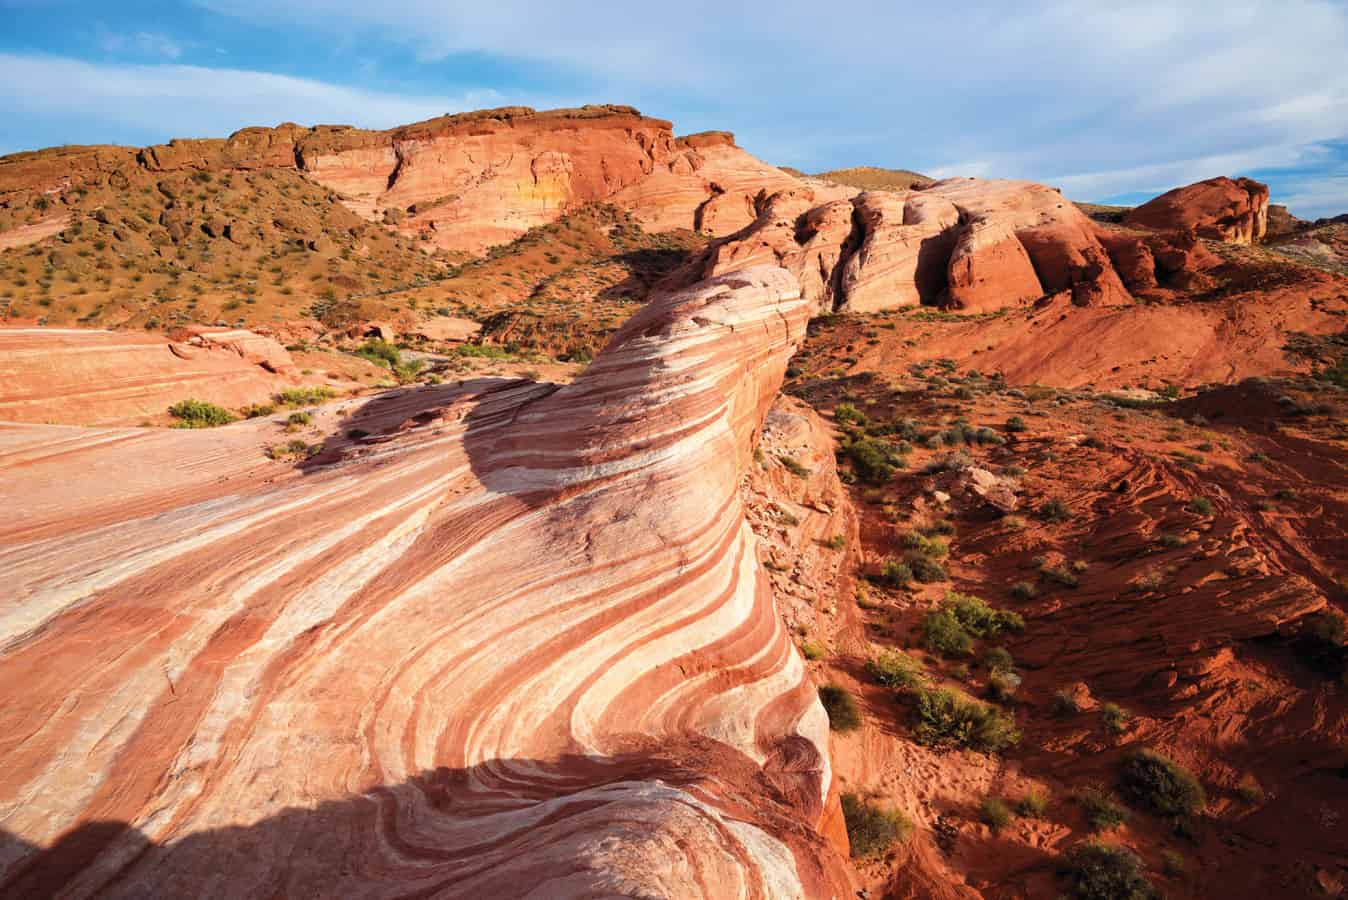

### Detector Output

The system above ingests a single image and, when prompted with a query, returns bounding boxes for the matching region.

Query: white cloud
[97,31,184,60]
[0,53,512,146]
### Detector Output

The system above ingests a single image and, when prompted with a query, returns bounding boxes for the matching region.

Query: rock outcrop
[692,177,1134,314]
[0,267,854,899]
[0,327,297,425]
[1123,176,1270,244]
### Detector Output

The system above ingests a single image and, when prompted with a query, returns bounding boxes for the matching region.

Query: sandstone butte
[0,267,860,899]
[1123,175,1270,244]
[0,106,852,256]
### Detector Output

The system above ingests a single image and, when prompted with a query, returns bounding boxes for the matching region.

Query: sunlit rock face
[0,266,854,899]
[1124,176,1270,245]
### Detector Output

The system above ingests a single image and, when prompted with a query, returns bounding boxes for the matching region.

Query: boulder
[1123,176,1269,244]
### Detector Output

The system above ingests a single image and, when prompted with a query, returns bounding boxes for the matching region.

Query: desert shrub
[287,411,311,426]
[1041,564,1081,588]
[1117,749,1205,818]
[841,793,912,857]
[825,534,846,550]
[276,386,335,406]
[1060,841,1156,900]
[1053,689,1082,716]
[1100,703,1132,735]
[845,438,905,483]
[987,669,1022,702]
[819,685,862,732]
[1235,775,1265,804]
[910,685,1020,753]
[778,454,811,478]
[800,640,827,661]
[169,399,235,428]
[921,518,956,536]
[902,531,948,557]
[867,651,923,689]
[1016,788,1050,818]
[980,796,1013,830]
[904,552,948,583]
[355,337,401,368]
[1158,533,1186,548]
[944,591,1024,637]
[983,646,1015,673]
[241,403,275,418]
[1076,786,1130,831]
[267,439,317,461]
[1040,498,1073,522]
[1005,415,1027,433]
[834,402,868,425]
[1009,581,1037,601]
[1188,496,1214,515]
[877,559,913,587]
[920,608,973,657]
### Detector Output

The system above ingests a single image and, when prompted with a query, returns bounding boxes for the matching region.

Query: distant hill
[810,166,933,191]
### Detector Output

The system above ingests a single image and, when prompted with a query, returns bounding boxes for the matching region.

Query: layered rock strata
[0,267,854,899]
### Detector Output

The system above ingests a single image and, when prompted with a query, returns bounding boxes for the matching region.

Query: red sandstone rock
[0,327,297,424]
[0,267,855,899]
[1124,176,1270,244]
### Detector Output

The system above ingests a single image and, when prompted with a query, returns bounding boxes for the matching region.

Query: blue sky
[3,0,1347,217]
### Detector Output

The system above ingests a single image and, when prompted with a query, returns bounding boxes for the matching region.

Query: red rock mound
[1124,176,1270,244]
[0,268,856,898]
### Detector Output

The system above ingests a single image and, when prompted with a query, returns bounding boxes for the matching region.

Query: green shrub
[1117,749,1205,818]
[1005,415,1027,433]
[819,685,862,732]
[902,531,948,558]
[845,438,905,483]
[834,402,868,425]
[276,386,335,406]
[920,608,973,657]
[1076,786,1130,831]
[841,793,912,857]
[980,796,1012,830]
[1016,788,1049,818]
[778,454,811,478]
[1235,776,1265,804]
[800,640,827,661]
[867,651,923,689]
[825,534,846,550]
[355,337,401,368]
[987,668,1022,702]
[943,591,1024,637]
[169,399,235,428]
[1101,703,1132,735]
[1060,841,1156,900]
[1188,497,1214,515]
[910,685,1020,753]
[1041,564,1081,588]
[1009,581,1038,601]
[878,559,913,587]
[983,646,1015,673]
[904,552,947,583]
[287,411,312,426]
[1040,498,1073,522]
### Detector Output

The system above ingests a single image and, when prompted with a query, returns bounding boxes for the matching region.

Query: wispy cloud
[96,30,184,60]
[0,53,512,148]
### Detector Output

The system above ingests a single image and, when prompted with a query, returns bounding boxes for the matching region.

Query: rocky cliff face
[1123,176,1270,244]
[0,267,856,899]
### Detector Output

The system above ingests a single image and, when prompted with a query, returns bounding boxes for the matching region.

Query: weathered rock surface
[0,267,854,898]
[0,327,298,425]
[1124,176,1270,244]
[691,177,1135,313]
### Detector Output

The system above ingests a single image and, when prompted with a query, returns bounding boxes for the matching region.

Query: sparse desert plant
[942,591,1024,638]
[1005,415,1027,433]
[902,531,949,558]
[825,534,846,550]
[1076,786,1130,831]
[877,559,912,588]
[819,685,862,732]
[267,439,318,461]
[920,608,973,657]
[1040,498,1073,522]
[1101,702,1132,735]
[987,668,1022,702]
[169,399,235,428]
[1040,564,1081,588]
[983,646,1015,673]
[1235,775,1265,804]
[866,650,923,689]
[1009,580,1038,601]
[980,796,1013,830]
[276,386,335,406]
[778,454,811,478]
[287,411,312,426]
[241,403,275,418]
[1060,840,1156,900]
[1016,788,1050,818]
[1188,496,1214,515]
[909,685,1020,753]
[844,438,905,483]
[904,552,947,583]
[1117,749,1206,818]
[841,793,913,857]
[800,640,827,661]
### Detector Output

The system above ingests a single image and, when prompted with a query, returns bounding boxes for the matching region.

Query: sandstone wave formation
[0,268,856,899]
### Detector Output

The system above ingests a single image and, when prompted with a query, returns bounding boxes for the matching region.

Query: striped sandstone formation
[0,267,855,899]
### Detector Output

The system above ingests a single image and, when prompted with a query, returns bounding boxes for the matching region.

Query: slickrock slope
[1124,176,1270,244]
[691,178,1135,314]
[0,267,856,899]
[0,327,299,425]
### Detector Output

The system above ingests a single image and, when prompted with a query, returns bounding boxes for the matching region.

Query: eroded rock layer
[0,327,296,425]
[0,267,854,899]
[691,178,1136,314]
